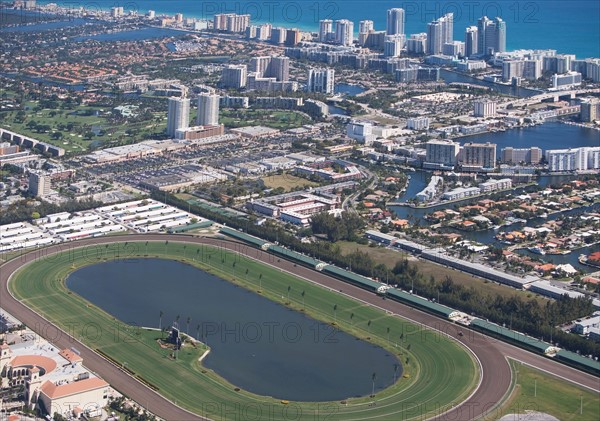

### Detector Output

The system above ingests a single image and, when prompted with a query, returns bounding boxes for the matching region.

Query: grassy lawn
[337,240,546,302]
[1,100,166,153]
[220,109,311,129]
[493,359,600,421]
[261,173,319,192]
[9,241,479,421]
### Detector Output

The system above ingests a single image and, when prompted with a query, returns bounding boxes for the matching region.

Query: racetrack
[1,234,598,421]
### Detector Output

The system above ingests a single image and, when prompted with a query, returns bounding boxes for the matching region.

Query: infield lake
[66,258,401,401]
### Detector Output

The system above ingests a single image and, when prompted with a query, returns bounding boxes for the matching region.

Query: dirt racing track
[1,234,598,421]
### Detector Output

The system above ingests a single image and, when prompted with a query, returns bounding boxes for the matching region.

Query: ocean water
[31,0,600,58]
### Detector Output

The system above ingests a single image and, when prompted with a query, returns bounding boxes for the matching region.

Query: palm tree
[387,327,390,344]
[145,241,148,255]
[195,248,200,261]
[183,245,187,260]
[393,364,399,383]
[186,317,191,335]
[367,320,372,334]
[164,240,168,255]
[175,315,180,329]
[371,372,377,397]
[196,324,201,342]
[259,273,263,290]
[350,312,354,325]
[159,310,163,331]
[287,286,291,303]
[301,290,305,310]
[333,304,338,324]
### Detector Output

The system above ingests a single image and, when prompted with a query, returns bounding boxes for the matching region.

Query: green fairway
[9,241,479,420]
[495,360,600,421]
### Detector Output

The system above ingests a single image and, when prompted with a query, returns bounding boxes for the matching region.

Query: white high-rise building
[28,172,50,197]
[146,10,155,19]
[335,19,354,46]
[359,20,374,34]
[545,147,600,172]
[384,35,405,57]
[426,14,452,55]
[473,99,497,118]
[197,93,219,126]
[319,19,333,42]
[407,117,430,130]
[386,8,405,36]
[167,97,190,137]
[406,33,427,54]
[307,68,335,94]
[221,64,248,89]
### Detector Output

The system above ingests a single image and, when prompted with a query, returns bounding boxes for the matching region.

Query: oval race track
[1,235,598,421]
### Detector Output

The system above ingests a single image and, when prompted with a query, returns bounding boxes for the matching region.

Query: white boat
[528,246,546,255]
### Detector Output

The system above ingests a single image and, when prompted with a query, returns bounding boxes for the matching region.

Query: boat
[528,246,546,255]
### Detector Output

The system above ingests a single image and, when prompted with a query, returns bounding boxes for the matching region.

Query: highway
[1,234,598,421]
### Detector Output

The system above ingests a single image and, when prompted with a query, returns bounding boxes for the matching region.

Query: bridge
[501,88,600,108]
[0,127,65,157]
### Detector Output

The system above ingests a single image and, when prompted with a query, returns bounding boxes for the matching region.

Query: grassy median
[9,240,479,420]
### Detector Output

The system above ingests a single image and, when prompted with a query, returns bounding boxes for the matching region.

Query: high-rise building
[285,28,302,46]
[523,59,542,80]
[249,56,289,81]
[221,64,248,89]
[580,97,600,122]
[545,147,600,172]
[358,20,374,46]
[257,23,272,41]
[425,140,460,167]
[359,20,374,34]
[407,117,430,130]
[335,19,354,46]
[270,56,290,81]
[167,97,190,137]
[502,60,524,82]
[319,19,333,42]
[213,13,250,32]
[270,27,287,44]
[386,8,405,36]
[196,93,219,126]
[307,68,335,94]
[477,16,506,56]
[473,99,497,118]
[464,26,478,57]
[552,72,582,89]
[501,147,542,164]
[110,6,123,18]
[146,10,155,19]
[406,33,427,54]
[443,41,465,57]
[384,35,405,57]
[28,172,50,197]
[462,142,497,169]
[426,13,453,55]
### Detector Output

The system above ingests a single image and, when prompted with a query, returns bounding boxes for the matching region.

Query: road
[1,235,598,421]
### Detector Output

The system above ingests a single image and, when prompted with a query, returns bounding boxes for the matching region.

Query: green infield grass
[9,240,479,420]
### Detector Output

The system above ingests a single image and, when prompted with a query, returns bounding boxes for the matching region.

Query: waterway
[440,69,541,98]
[66,258,400,401]
[335,83,365,96]
[392,175,600,272]
[73,27,188,42]
[454,121,600,155]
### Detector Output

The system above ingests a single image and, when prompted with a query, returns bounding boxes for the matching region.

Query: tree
[159,310,163,331]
